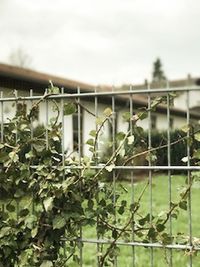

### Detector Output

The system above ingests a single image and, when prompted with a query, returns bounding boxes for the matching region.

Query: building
[0,63,200,155]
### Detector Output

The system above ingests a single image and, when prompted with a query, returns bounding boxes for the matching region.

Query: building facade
[0,63,200,155]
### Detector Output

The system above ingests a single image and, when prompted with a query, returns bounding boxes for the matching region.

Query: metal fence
[1,85,200,266]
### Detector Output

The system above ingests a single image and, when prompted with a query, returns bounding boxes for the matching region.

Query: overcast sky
[0,0,200,85]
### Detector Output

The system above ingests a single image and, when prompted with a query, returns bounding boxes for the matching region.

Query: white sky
[0,0,200,85]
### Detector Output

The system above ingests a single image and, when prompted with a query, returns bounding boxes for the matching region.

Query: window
[151,115,157,130]
[73,109,83,152]
[108,111,118,141]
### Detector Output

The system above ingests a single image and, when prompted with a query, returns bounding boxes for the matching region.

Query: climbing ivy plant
[0,87,199,267]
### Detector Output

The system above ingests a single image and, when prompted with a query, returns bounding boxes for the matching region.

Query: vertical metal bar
[0,91,3,143]
[45,89,49,149]
[0,91,4,213]
[30,89,33,140]
[167,83,173,267]
[129,85,135,267]
[147,82,153,267]
[60,88,65,171]
[186,90,193,267]
[95,88,101,267]
[61,87,67,264]
[15,90,18,142]
[77,86,83,266]
[15,90,19,219]
[30,89,35,218]
[61,87,65,169]
[112,86,117,267]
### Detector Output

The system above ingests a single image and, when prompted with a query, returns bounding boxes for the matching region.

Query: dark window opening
[108,111,118,141]
[73,109,83,153]
[170,118,174,129]
[151,115,157,130]
[195,78,200,86]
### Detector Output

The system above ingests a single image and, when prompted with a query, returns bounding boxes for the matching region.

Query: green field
[68,174,200,267]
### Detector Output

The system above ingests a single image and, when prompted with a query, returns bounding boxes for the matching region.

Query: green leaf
[139,213,151,226]
[86,138,94,146]
[18,249,33,266]
[195,133,200,142]
[64,103,76,115]
[147,227,157,239]
[33,143,45,153]
[151,97,162,109]
[20,124,29,131]
[14,189,24,198]
[122,112,131,122]
[9,151,19,163]
[19,208,30,217]
[25,214,37,229]
[130,202,139,212]
[116,132,125,141]
[161,233,173,245]
[62,177,75,191]
[31,227,38,238]
[118,206,125,215]
[6,203,15,212]
[89,130,96,137]
[52,135,60,142]
[40,260,53,267]
[0,227,11,238]
[43,197,54,212]
[53,215,66,230]
[25,151,34,159]
[121,200,127,207]
[48,84,60,94]
[181,124,190,133]
[105,164,115,172]
[181,156,189,163]
[156,224,165,232]
[193,149,200,159]
[96,117,103,125]
[103,108,112,117]
[138,111,148,120]
[179,200,187,210]
[112,229,118,239]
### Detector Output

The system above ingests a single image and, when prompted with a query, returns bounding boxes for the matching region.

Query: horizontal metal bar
[29,165,200,171]
[62,238,200,251]
[90,165,200,171]
[1,86,200,102]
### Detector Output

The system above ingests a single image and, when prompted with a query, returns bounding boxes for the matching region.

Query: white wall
[0,90,198,157]
[174,90,200,109]
[82,101,112,156]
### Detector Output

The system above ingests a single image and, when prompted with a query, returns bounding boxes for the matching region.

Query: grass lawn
[68,174,200,267]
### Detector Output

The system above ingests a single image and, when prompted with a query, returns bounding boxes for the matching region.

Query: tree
[8,47,32,68]
[152,57,166,83]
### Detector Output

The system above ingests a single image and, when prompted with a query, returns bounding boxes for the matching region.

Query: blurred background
[0,0,200,86]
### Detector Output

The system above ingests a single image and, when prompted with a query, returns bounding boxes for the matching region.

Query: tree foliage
[152,58,166,83]
[8,48,32,69]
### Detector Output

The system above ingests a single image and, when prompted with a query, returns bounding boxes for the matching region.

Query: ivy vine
[0,87,199,266]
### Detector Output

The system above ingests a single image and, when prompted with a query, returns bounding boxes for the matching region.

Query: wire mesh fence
[1,85,200,266]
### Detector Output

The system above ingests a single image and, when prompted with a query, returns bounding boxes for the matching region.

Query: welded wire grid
[1,86,200,266]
